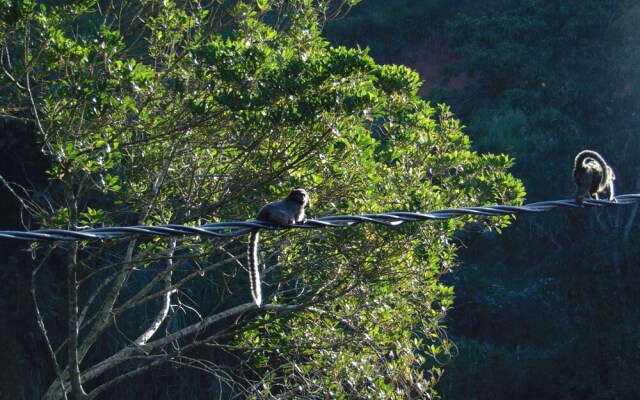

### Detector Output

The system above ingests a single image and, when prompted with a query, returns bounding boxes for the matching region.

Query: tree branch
[134,238,177,346]
[45,302,303,399]
[79,143,177,361]
[32,245,69,400]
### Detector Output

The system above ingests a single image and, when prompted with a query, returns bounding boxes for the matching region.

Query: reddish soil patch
[409,44,471,96]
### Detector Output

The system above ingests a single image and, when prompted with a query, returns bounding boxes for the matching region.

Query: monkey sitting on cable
[573,150,616,204]
[248,188,310,306]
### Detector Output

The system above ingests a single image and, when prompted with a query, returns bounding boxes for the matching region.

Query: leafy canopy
[0,0,524,398]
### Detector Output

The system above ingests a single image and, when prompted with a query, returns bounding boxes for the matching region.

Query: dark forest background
[2,0,640,399]
[326,0,640,398]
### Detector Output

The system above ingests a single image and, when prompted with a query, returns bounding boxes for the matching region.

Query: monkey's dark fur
[573,150,615,204]
[248,189,309,306]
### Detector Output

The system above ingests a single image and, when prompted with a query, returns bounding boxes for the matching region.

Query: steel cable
[1,194,638,242]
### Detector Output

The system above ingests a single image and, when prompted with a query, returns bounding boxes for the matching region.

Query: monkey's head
[288,188,310,208]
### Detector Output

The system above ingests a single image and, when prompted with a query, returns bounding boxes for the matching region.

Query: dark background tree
[327,0,640,398]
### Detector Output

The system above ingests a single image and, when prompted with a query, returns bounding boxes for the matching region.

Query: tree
[432,1,640,398]
[0,0,524,398]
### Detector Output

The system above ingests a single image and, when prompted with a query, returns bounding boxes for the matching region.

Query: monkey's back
[583,158,604,195]
[256,199,305,226]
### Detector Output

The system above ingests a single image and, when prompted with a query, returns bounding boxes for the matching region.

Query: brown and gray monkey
[248,188,310,306]
[573,150,615,204]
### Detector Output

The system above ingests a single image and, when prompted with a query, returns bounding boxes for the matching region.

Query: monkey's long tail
[575,150,612,196]
[248,229,262,306]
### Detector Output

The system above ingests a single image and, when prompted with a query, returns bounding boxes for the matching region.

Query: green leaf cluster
[0,0,523,397]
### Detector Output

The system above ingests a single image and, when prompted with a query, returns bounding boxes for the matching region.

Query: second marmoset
[573,150,615,204]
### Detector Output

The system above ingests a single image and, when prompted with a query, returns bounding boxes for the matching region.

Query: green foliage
[0,0,523,398]
[432,1,640,398]
[324,0,476,65]
[326,1,640,399]
[437,0,640,198]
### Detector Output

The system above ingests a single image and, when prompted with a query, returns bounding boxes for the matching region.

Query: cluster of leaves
[0,0,524,398]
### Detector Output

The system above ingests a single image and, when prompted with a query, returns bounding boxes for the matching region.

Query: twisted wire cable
[1,194,639,242]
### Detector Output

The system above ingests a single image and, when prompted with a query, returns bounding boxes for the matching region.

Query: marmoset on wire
[573,150,615,204]
[247,189,309,306]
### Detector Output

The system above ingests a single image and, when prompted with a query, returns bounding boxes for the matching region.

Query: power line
[1,194,639,242]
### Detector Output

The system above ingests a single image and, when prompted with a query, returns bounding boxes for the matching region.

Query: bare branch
[134,238,177,346]
[32,245,69,400]
[0,173,42,221]
[67,240,87,399]
[45,301,300,400]
[1,46,26,89]
[78,144,178,360]
[23,24,46,140]
[115,251,242,314]
[77,238,138,362]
